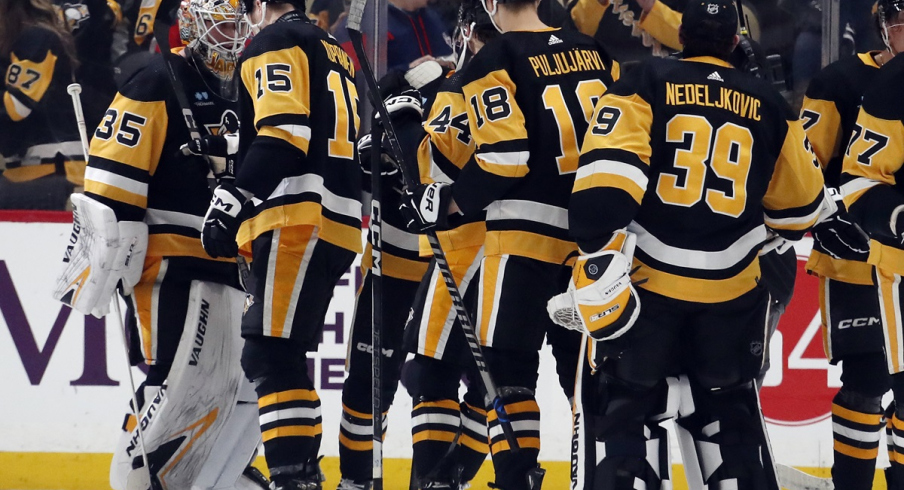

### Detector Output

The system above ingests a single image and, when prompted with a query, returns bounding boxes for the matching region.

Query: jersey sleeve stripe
[3,92,32,121]
[764,199,822,231]
[84,166,149,197]
[841,177,881,205]
[486,200,569,230]
[573,159,649,202]
[629,222,768,271]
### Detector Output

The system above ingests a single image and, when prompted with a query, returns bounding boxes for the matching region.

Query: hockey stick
[154,21,251,286]
[775,464,834,490]
[67,83,153,484]
[345,0,520,453]
[370,117,385,489]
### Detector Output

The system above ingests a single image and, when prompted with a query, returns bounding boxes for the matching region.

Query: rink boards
[0,214,871,488]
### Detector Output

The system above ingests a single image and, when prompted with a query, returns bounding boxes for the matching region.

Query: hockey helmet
[453,0,496,68]
[877,0,904,52]
[547,230,641,341]
[178,0,249,95]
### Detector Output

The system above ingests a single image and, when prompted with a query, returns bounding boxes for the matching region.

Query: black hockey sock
[488,393,541,490]
[411,397,461,483]
[457,401,489,483]
[254,374,322,482]
[830,390,883,490]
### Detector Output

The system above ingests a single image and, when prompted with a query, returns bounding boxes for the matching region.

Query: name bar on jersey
[321,40,355,77]
[665,83,762,121]
[528,49,606,78]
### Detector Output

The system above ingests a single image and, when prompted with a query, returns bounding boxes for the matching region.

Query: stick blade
[347,0,367,32]
[775,464,834,490]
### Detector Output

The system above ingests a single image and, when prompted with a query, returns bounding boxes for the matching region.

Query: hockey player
[335,71,437,489]
[801,1,904,488]
[554,1,867,489]
[53,0,267,489]
[398,3,496,488]
[401,0,618,486]
[1,0,84,209]
[199,0,362,487]
[841,28,904,490]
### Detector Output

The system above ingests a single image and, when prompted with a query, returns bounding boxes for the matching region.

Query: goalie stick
[67,83,153,487]
[775,464,834,490]
[369,117,386,489]
[344,0,521,453]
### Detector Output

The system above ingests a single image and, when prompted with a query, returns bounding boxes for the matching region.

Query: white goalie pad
[110,281,253,490]
[53,194,148,318]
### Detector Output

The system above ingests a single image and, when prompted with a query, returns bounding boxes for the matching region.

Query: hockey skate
[269,458,325,490]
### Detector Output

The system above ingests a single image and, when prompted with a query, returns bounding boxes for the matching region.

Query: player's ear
[730,33,740,52]
[678,25,686,47]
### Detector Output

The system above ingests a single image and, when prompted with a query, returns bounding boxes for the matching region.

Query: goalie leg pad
[54,193,148,317]
[585,374,675,490]
[112,281,247,490]
[675,380,778,490]
[241,335,322,481]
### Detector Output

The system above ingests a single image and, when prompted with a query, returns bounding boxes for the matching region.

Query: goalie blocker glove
[400,182,455,232]
[181,133,240,183]
[202,182,251,258]
[547,230,641,341]
[811,189,871,261]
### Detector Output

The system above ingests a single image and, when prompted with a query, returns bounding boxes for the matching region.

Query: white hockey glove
[53,194,148,318]
[181,133,240,183]
[400,182,454,232]
[377,88,424,123]
[547,230,641,341]
[201,183,251,259]
[811,189,870,261]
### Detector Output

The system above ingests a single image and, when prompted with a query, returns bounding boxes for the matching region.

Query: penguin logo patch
[204,110,239,136]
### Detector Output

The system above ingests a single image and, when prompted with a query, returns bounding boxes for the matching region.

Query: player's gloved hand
[201,182,250,258]
[400,182,453,232]
[357,132,404,196]
[376,88,424,124]
[181,133,239,182]
[812,208,870,261]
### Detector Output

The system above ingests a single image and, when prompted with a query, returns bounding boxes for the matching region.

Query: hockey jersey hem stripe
[259,125,311,153]
[84,179,147,208]
[252,173,362,220]
[145,208,203,232]
[633,257,760,303]
[420,222,487,256]
[805,250,873,285]
[238,202,363,253]
[484,230,576,264]
[146,234,236,262]
[628,222,767,271]
[486,199,568,230]
[361,248,430,282]
[381,220,423,252]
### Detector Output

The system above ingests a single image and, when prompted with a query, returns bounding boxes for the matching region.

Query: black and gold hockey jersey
[802,52,882,286]
[1,26,83,184]
[842,53,904,276]
[453,27,617,265]
[572,56,826,303]
[418,71,485,256]
[84,53,240,262]
[234,13,362,254]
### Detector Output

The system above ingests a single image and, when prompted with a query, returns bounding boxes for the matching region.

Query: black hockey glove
[400,182,453,232]
[812,209,871,261]
[181,134,239,183]
[376,88,424,125]
[201,182,250,258]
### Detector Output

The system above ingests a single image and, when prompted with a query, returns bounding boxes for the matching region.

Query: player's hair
[681,22,736,60]
[0,0,78,66]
